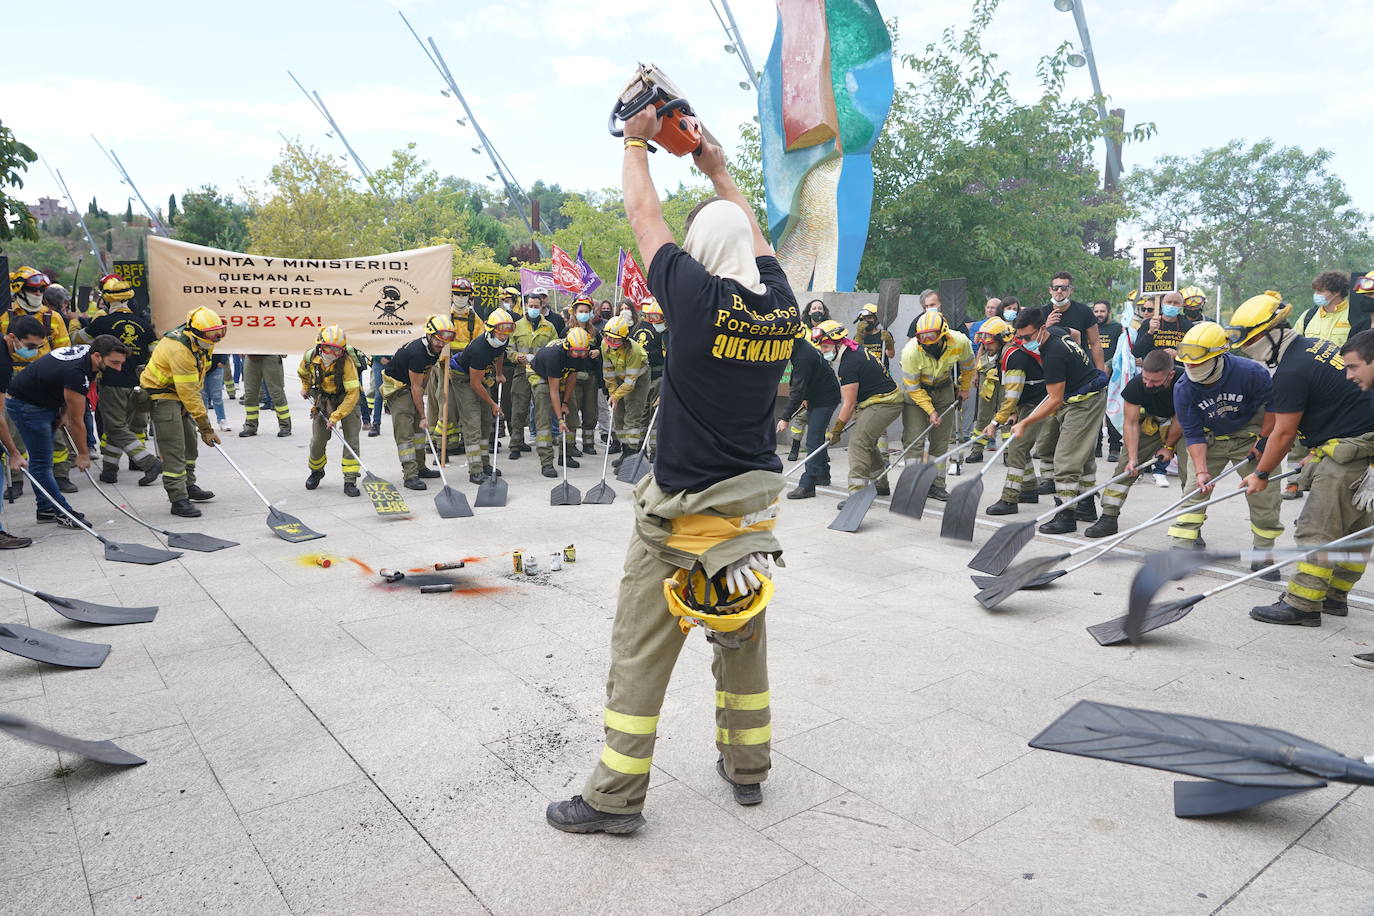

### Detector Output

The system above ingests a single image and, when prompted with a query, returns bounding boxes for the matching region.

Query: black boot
[239,425,257,437]
[1249,600,1320,626]
[277,424,292,438]
[99,467,119,484]
[138,458,163,487]
[305,470,324,490]
[343,481,360,497]
[186,485,215,501]
[541,464,557,478]
[404,477,427,491]
[1038,508,1076,535]
[582,440,596,456]
[607,438,622,455]
[1250,560,1281,582]
[545,795,644,835]
[1037,479,1055,496]
[1074,494,1098,522]
[1018,490,1039,505]
[786,486,815,500]
[1083,514,1118,538]
[558,453,580,469]
[717,757,762,806]
[418,468,441,479]
[57,478,78,494]
[170,498,202,518]
[787,439,801,462]
[613,448,637,470]
[985,499,1018,515]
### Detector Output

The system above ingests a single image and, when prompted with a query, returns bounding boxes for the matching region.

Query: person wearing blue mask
[1131,290,1194,358]
[506,293,559,459]
[1000,296,1020,324]
[565,297,604,455]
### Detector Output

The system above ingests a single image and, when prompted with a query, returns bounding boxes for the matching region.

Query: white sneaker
[1153,473,1169,488]
[220,422,232,431]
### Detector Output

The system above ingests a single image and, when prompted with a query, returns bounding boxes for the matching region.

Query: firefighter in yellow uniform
[899,311,975,500]
[298,325,362,497]
[426,278,486,457]
[140,307,226,517]
[601,315,650,468]
[506,293,559,460]
[967,317,1013,463]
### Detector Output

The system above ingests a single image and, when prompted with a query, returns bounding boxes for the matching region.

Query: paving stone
[710,864,882,915]
[0,694,58,790]
[0,859,92,916]
[1223,845,1374,915]
[1299,791,1374,876]
[90,852,288,915]
[64,724,215,826]
[302,863,485,916]
[0,778,79,882]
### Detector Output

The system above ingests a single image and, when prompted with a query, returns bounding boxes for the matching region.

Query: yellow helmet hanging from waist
[662,565,774,635]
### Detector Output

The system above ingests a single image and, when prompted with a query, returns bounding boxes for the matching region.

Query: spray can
[419,583,454,594]
[512,550,524,574]
[564,544,576,563]
[434,560,466,571]
[316,556,332,568]
[549,552,563,571]
[524,554,540,575]
[380,568,404,583]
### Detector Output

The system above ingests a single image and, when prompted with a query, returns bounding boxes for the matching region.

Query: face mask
[620,309,633,322]
[824,347,841,362]
[321,353,340,367]
[599,309,613,320]
[17,293,42,313]
[1002,310,1017,322]
[16,346,39,359]
[1313,292,1328,307]
[485,332,507,348]
[809,309,825,317]
[452,298,470,315]
[1161,304,1181,318]
[1185,358,1224,385]
[526,307,541,319]
[921,341,945,357]
[1021,338,1041,353]
[575,311,591,323]
[649,321,665,332]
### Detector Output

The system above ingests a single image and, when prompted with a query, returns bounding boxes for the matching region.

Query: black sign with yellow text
[1141,246,1178,295]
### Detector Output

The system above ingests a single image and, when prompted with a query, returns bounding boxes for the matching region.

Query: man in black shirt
[984,336,1048,513]
[1092,300,1125,461]
[1086,350,1187,537]
[631,296,667,409]
[1131,291,1194,358]
[815,321,901,505]
[381,315,453,490]
[549,109,799,836]
[8,337,129,528]
[85,277,160,485]
[451,308,514,484]
[1010,308,1108,533]
[1044,271,1103,370]
[777,335,840,499]
[528,329,589,476]
[533,289,567,337]
[1231,293,1374,626]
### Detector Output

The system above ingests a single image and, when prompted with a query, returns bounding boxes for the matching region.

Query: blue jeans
[7,398,77,516]
[370,361,386,427]
[800,403,835,489]
[202,367,226,422]
[231,355,244,384]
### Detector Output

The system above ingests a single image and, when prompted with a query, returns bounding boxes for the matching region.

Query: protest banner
[470,271,506,313]
[616,248,650,303]
[520,267,556,295]
[550,244,583,295]
[1141,246,1178,295]
[111,260,150,316]
[147,236,451,355]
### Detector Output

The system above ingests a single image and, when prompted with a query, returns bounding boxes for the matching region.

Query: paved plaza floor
[2,393,1372,915]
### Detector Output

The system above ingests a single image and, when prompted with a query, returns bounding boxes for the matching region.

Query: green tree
[105,230,112,253]
[365,144,471,253]
[854,0,1149,302]
[167,193,178,226]
[136,234,145,261]
[245,144,377,257]
[0,119,39,242]
[1126,139,1374,307]
[0,237,73,284]
[124,200,134,224]
[175,184,252,250]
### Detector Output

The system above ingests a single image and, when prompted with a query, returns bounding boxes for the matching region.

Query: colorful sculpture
[759,0,894,294]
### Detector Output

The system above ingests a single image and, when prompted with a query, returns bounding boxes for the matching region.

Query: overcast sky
[6,0,1371,238]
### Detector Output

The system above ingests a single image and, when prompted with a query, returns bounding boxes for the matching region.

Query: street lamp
[1067,50,1086,67]
[1054,0,1074,11]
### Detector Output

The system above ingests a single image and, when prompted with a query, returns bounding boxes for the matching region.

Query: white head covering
[683,199,765,295]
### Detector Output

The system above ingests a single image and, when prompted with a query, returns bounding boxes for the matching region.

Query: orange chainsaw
[608,63,703,157]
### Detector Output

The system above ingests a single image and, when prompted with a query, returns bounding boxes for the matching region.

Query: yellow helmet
[1354,271,1374,299]
[564,328,592,352]
[977,316,1013,344]
[1224,291,1290,349]
[811,319,848,342]
[10,266,49,301]
[99,273,135,303]
[1176,321,1230,365]
[639,298,663,322]
[603,315,633,339]
[857,303,878,321]
[914,309,949,343]
[486,307,515,330]
[1180,286,1207,308]
[662,565,774,635]
[317,325,347,349]
[424,314,457,340]
[186,306,227,342]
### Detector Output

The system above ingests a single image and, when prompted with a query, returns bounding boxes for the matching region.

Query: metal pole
[1067,1,1123,181]
[90,137,168,236]
[41,159,107,274]
[287,72,377,193]
[711,0,759,90]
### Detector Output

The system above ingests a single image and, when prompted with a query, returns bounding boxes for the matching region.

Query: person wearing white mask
[1168,321,1282,562]
[565,297,604,455]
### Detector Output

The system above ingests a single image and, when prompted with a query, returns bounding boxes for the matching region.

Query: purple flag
[520,267,556,295]
[575,243,602,297]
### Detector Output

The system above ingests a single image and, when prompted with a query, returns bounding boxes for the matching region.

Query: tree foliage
[1126,139,1374,307]
[0,119,39,243]
[175,184,252,251]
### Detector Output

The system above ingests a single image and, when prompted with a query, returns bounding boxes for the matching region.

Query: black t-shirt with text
[531,344,577,383]
[451,335,505,375]
[383,338,440,386]
[1131,316,1195,358]
[1098,320,1124,365]
[646,243,800,494]
[1040,332,1102,397]
[1122,373,1177,420]
[784,338,841,417]
[86,310,156,388]
[837,345,895,402]
[9,345,94,412]
[1271,336,1374,447]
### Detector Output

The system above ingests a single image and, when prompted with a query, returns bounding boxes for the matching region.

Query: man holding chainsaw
[548,80,799,836]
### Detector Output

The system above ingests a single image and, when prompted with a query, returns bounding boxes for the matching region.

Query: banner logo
[372,285,409,322]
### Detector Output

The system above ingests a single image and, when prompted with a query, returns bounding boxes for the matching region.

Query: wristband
[623,139,649,151]
[1255,469,1271,481]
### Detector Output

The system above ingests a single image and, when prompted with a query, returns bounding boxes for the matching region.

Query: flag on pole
[550,244,583,295]
[575,243,602,297]
[617,247,651,303]
[520,267,556,295]
[1105,298,1140,433]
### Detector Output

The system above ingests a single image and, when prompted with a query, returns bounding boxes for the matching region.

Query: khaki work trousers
[1283,445,1374,611]
[612,382,650,453]
[242,356,291,432]
[98,386,154,473]
[847,399,903,492]
[452,381,494,477]
[565,374,599,450]
[1051,392,1107,500]
[901,383,956,490]
[424,366,464,454]
[150,399,198,503]
[385,388,429,480]
[307,396,361,483]
[1168,421,1282,549]
[1100,421,1189,517]
[583,536,770,815]
[999,404,1042,502]
[508,368,533,449]
[530,379,558,466]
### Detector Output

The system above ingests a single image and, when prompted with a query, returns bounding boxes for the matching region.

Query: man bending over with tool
[548,102,799,835]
